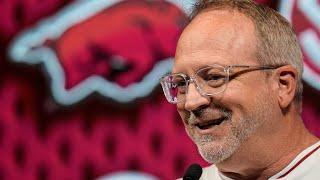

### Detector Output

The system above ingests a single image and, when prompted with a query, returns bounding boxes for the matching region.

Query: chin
[196,136,241,164]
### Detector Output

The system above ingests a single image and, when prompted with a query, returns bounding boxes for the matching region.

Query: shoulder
[273,141,320,179]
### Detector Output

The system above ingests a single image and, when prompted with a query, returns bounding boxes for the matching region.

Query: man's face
[173,10,278,164]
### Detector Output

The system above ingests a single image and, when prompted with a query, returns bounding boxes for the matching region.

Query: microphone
[183,163,202,180]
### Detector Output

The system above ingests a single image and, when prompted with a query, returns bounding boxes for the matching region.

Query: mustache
[187,105,232,124]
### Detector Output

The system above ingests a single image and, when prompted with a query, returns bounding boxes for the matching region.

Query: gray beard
[189,95,270,164]
[195,115,259,164]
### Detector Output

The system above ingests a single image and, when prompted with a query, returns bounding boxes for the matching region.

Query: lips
[194,117,228,130]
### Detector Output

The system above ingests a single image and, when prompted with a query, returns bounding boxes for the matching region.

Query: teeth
[196,117,226,130]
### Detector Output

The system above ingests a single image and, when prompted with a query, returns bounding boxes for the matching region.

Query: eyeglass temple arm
[228,65,284,78]
[229,64,283,71]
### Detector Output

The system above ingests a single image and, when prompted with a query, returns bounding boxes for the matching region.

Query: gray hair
[189,0,303,105]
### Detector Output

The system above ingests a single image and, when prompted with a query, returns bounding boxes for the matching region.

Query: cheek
[226,76,271,101]
[221,82,268,118]
[177,108,189,125]
[177,109,196,136]
[220,86,249,109]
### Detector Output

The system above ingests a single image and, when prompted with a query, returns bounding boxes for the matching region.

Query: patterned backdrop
[0,0,319,180]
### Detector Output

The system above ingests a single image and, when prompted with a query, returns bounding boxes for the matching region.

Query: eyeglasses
[160,64,283,104]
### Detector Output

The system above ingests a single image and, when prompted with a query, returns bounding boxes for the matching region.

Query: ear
[275,65,298,109]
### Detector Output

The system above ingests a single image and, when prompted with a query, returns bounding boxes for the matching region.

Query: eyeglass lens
[161,65,229,104]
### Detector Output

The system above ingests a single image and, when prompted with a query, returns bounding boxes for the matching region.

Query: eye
[169,75,187,94]
[203,73,226,88]
[175,80,186,87]
[204,74,225,81]
[174,81,187,94]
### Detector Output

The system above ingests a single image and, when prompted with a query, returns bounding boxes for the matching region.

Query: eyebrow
[172,63,229,74]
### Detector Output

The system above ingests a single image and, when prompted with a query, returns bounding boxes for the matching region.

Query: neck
[216,115,319,179]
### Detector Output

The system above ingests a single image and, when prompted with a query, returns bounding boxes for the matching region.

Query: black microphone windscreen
[183,163,202,180]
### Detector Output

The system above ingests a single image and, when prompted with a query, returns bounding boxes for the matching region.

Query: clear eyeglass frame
[160,64,283,104]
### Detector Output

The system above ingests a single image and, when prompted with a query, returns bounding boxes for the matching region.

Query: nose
[184,83,210,111]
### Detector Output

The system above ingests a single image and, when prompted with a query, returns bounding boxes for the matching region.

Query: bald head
[174,10,258,72]
[181,0,303,106]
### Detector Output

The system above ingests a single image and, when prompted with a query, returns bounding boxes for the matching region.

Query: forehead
[173,10,258,73]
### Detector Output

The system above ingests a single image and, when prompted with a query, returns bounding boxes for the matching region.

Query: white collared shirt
[181,141,320,180]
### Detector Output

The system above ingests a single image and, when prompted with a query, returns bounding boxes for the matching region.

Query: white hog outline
[8,0,195,105]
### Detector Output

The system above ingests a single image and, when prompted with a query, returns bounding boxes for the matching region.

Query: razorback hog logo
[9,0,189,105]
[280,0,320,91]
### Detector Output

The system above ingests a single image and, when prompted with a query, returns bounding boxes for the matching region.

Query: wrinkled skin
[173,9,319,179]
[173,9,278,164]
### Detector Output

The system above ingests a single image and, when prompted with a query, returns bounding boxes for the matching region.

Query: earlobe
[276,66,298,109]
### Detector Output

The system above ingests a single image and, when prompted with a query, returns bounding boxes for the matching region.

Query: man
[160,0,320,179]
